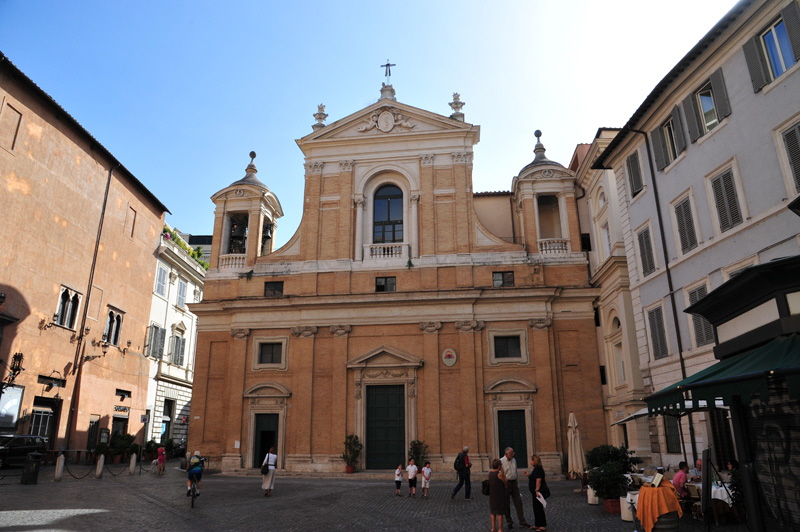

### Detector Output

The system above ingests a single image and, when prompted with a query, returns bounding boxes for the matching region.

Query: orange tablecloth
[637,484,683,532]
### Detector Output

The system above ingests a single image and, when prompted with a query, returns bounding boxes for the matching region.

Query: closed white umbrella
[567,412,586,480]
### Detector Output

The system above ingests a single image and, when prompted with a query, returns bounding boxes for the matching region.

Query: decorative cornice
[419,321,442,333]
[231,328,251,339]
[451,152,473,165]
[330,324,352,337]
[339,160,354,172]
[455,320,485,332]
[529,317,553,330]
[420,154,435,166]
[305,161,324,174]
[291,326,318,338]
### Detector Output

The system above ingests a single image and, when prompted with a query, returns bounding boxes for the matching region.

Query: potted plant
[408,439,429,467]
[340,434,363,473]
[586,445,642,514]
[93,442,109,462]
[144,439,158,461]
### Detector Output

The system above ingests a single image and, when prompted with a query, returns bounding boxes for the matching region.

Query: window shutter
[626,152,644,196]
[638,228,656,276]
[682,93,702,143]
[671,106,686,154]
[743,36,769,92]
[648,307,669,360]
[176,337,186,366]
[783,2,800,62]
[675,199,698,253]
[651,127,667,171]
[709,68,731,120]
[157,327,166,359]
[712,170,742,232]
[784,124,800,192]
[689,286,715,347]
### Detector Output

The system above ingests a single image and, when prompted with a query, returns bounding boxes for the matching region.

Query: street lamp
[0,352,25,400]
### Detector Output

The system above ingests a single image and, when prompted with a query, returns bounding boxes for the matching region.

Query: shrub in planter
[407,440,429,466]
[340,434,363,472]
[586,444,642,508]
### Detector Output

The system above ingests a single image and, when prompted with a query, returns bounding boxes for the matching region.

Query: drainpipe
[64,161,119,451]
[628,129,698,464]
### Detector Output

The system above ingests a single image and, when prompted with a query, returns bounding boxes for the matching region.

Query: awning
[611,407,650,426]
[646,334,800,414]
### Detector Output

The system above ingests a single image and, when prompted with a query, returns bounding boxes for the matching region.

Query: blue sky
[1,0,738,248]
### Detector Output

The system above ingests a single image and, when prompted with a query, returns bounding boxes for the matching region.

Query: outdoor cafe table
[694,482,733,506]
[636,483,683,532]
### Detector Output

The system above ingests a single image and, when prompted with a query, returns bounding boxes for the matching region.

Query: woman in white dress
[261,446,277,497]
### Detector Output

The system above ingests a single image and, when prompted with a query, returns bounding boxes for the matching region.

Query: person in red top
[672,461,690,498]
[451,446,473,500]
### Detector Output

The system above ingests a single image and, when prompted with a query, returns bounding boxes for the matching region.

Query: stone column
[354,197,364,261]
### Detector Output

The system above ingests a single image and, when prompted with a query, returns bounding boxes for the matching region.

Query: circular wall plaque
[377,111,395,132]
[442,348,457,367]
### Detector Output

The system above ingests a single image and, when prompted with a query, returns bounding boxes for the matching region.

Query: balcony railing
[538,238,570,254]
[365,243,409,260]
[219,253,246,269]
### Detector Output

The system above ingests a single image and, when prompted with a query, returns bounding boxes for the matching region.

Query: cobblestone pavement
[0,461,749,531]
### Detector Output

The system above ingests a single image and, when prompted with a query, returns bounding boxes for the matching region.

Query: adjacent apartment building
[591,0,800,468]
[0,52,169,453]
[145,225,205,446]
[189,86,606,474]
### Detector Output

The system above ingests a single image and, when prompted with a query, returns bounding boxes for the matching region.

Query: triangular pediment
[299,99,476,144]
[346,345,423,369]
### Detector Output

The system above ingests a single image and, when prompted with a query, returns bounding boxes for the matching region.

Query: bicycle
[189,472,199,508]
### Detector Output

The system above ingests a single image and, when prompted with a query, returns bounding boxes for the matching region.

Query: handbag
[261,464,270,475]
[481,479,490,496]
[540,483,551,499]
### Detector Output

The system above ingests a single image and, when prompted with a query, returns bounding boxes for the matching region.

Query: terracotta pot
[603,497,621,514]
[345,465,355,474]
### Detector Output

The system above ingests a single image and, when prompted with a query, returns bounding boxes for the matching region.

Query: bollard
[20,452,43,484]
[55,454,66,481]
[95,455,105,478]
[129,453,137,475]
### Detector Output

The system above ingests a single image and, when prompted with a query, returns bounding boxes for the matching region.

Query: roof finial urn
[312,103,328,131]
[449,92,465,122]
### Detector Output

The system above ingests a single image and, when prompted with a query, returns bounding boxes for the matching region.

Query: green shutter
[671,105,686,154]
[627,152,644,196]
[712,170,742,232]
[675,199,697,253]
[784,124,800,193]
[709,68,731,120]
[682,93,702,142]
[651,127,667,171]
[783,2,800,62]
[743,36,769,92]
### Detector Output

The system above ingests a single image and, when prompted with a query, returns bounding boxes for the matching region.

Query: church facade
[189,85,605,475]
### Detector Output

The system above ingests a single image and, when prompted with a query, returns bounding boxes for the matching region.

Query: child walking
[394,464,403,496]
[421,461,432,498]
[406,459,419,497]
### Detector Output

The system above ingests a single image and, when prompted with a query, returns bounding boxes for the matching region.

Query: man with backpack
[450,445,472,500]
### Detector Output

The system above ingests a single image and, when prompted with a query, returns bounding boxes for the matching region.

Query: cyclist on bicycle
[187,450,204,497]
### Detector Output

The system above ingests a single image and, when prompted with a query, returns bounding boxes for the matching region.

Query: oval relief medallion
[377,111,395,132]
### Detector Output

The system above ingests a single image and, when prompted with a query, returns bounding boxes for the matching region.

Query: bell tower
[208,152,284,272]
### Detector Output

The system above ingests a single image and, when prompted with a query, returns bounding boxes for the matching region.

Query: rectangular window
[744,4,800,92]
[688,285,715,347]
[674,198,698,253]
[494,336,522,358]
[375,276,396,292]
[492,271,515,287]
[783,121,800,193]
[155,266,167,296]
[711,170,743,232]
[637,227,656,276]
[264,281,284,297]
[683,68,731,142]
[626,152,644,197]
[648,306,669,360]
[148,324,166,359]
[664,415,682,454]
[652,107,686,170]
[176,279,187,308]
[171,336,186,366]
[258,342,282,365]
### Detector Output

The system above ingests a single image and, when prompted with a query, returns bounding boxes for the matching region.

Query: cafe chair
[684,483,702,519]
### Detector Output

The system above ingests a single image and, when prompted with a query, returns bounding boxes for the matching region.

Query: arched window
[56,287,81,329]
[104,309,124,346]
[373,185,403,243]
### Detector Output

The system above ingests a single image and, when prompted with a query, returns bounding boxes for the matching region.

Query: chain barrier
[63,460,94,480]
[103,461,130,477]
[138,459,157,474]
